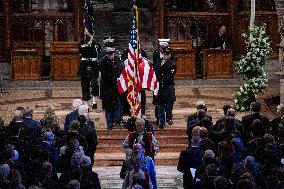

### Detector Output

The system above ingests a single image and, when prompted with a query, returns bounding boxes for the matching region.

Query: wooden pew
[11,42,42,80]
[201,49,233,79]
[171,42,195,79]
[50,42,80,80]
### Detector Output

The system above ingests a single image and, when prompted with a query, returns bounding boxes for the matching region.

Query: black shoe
[159,125,164,129]
[107,126,112,130]
[92,103,97,109]
[167,119,173,125]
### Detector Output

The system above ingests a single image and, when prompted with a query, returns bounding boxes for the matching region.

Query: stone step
[94,152,180,166]
[99,180,182,189]
[97,136,188,146]
[96,128,187,136]
[96,143,187,153]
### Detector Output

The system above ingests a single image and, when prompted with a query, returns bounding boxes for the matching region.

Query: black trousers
[81,77,99,101]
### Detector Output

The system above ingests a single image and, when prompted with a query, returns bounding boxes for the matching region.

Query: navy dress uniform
[155,47,176,129]
[78,44,100,109]
[99,47,122,129]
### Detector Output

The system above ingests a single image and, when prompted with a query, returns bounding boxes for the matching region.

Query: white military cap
[105,47,116,53]
[103,37,115,43]
[158,39,171,47]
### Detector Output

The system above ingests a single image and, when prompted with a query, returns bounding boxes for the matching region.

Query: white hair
[196,100,206,107]
[204,149,215,159]
[72,99,82,109]
[78,104,89,116]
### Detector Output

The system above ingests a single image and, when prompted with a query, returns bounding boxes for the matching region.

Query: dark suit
[23,117,42,143]
[37,142,60,168]
[155,58,176,127]
[187,112,213,127]
[177,147,203,189]
[209,33,231,49]
[64,110,79,133]
[64,110,94,133]
[78,125,98,167]
[242,112,270,142]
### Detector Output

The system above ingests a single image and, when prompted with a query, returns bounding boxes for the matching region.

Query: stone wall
[92,0,156,58]
[275,0,284,104]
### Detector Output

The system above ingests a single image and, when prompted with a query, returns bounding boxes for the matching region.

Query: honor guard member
[153,39,171,70]
[99,46,122,130]
[78,44,100,109]
[153,39,174,125]
[155,47,176,129]
[100,37,121,60]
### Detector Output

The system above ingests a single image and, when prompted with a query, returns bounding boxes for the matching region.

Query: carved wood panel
[50,42,79,80]
[202,49,233,79]
[172,47,195,79]
[12,52,41,80]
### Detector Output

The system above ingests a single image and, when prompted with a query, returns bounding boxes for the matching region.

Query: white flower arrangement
[234,24,272,111]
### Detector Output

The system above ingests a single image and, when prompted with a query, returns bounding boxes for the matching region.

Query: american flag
[83,0,94,44]
[117,0,159,118]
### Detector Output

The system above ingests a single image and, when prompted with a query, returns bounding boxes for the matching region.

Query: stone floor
[93,166,183,189]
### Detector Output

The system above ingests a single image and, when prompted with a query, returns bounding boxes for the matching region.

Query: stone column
[275,0,284,66]
[275,0,284,104]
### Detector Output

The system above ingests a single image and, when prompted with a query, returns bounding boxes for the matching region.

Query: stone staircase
[94,128,188,166]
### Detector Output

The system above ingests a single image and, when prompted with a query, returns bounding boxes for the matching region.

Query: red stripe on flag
[147,65,154,90]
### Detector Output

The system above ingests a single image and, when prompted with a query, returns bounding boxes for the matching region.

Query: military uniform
[152,49,163,123]
[155,48,176,128]
[99,50,122,129]
[78,44,100,102]
[99,37,121,60]
[153,39,175,124]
